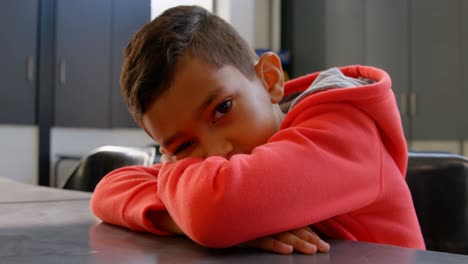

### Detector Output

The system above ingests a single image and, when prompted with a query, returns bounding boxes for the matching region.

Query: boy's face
[142,52,285,160]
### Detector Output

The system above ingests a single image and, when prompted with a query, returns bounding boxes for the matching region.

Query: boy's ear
[255,52,284,104]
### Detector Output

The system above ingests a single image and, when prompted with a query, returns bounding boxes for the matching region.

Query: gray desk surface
[1,178,468,264]
[0,177,91,203]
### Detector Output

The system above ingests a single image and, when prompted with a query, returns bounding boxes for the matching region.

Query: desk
[1,178,468,264]
[0,177,91,202]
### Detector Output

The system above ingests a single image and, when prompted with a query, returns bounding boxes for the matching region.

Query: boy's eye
[213,99,232,121]
[173,140,194,155]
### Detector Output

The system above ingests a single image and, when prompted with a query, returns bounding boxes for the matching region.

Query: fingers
[160,154,176,164]
[244,236,294,255]
[274,231,318,255]
[290,227,330,253]
[160,154,170,164]
[159,146,177,164]
[243,227,330,255]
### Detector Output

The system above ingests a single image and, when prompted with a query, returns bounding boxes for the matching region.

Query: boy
[91,5,425,254]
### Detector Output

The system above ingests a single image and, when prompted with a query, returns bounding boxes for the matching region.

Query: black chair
[406,152,468,254]
[62,145,158,192]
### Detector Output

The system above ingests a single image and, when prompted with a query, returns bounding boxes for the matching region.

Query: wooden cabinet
[410,0,461,140]
[111,0,151,128]
[463,1,468,139]
[54,0,112,128]
[325,0,366,67]
[54,0,149,128]
[285,0,467,142]
[0,0,149,127]
[288,0,326,76]
[0,0,38,124]
[365,0,410,137]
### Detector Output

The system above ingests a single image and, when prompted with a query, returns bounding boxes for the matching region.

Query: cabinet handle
[59,60,66,85]
[400,92,407,116]
[410,92,417,116]
[26,56,34,81]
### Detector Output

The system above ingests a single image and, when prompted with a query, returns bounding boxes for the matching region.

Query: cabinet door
[55,0,112,128]
[0,0,38,124]
[111,0,150,128]
[462,1,468,139]
[325,0,366,67]
[411,0,461,140]
[289,0,327,77]
[366,0,410,138]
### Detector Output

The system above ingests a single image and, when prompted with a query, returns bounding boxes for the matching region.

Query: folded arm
[158,103,384,247]
[91,164,175,235]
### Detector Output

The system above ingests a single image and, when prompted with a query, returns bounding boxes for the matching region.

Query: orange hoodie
[91,65,425,249]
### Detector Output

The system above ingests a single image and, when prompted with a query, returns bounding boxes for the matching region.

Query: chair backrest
[406,152,468,254]
[62,146,157,192]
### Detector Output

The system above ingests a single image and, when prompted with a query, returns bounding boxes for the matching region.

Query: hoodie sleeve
[90,164,171,235]
[157,102,388,248]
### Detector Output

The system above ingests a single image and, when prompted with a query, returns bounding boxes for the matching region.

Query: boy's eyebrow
[161,87,223,149]
[196,87,223,117]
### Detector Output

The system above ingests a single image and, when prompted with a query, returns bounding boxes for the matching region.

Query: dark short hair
[121,5,258,122]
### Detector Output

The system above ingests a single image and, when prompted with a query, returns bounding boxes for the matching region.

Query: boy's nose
[202,139,233,159]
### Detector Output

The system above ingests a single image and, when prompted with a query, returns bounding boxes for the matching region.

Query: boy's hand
[159,151,329,254]
[160,153,176,164]
[243,226,330,255]
[147,211,184,235]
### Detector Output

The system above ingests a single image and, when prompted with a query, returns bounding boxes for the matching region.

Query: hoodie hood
[282,65,408,176]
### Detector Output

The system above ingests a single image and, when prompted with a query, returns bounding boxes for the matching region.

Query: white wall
[150,0,281,52]
[253,0,281,51]
[0,125,155,185]
[216,0,280,51]
[253,0,270,49]
[0,125,38,184]
[151,0,213,19]
[216,0,255,47]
